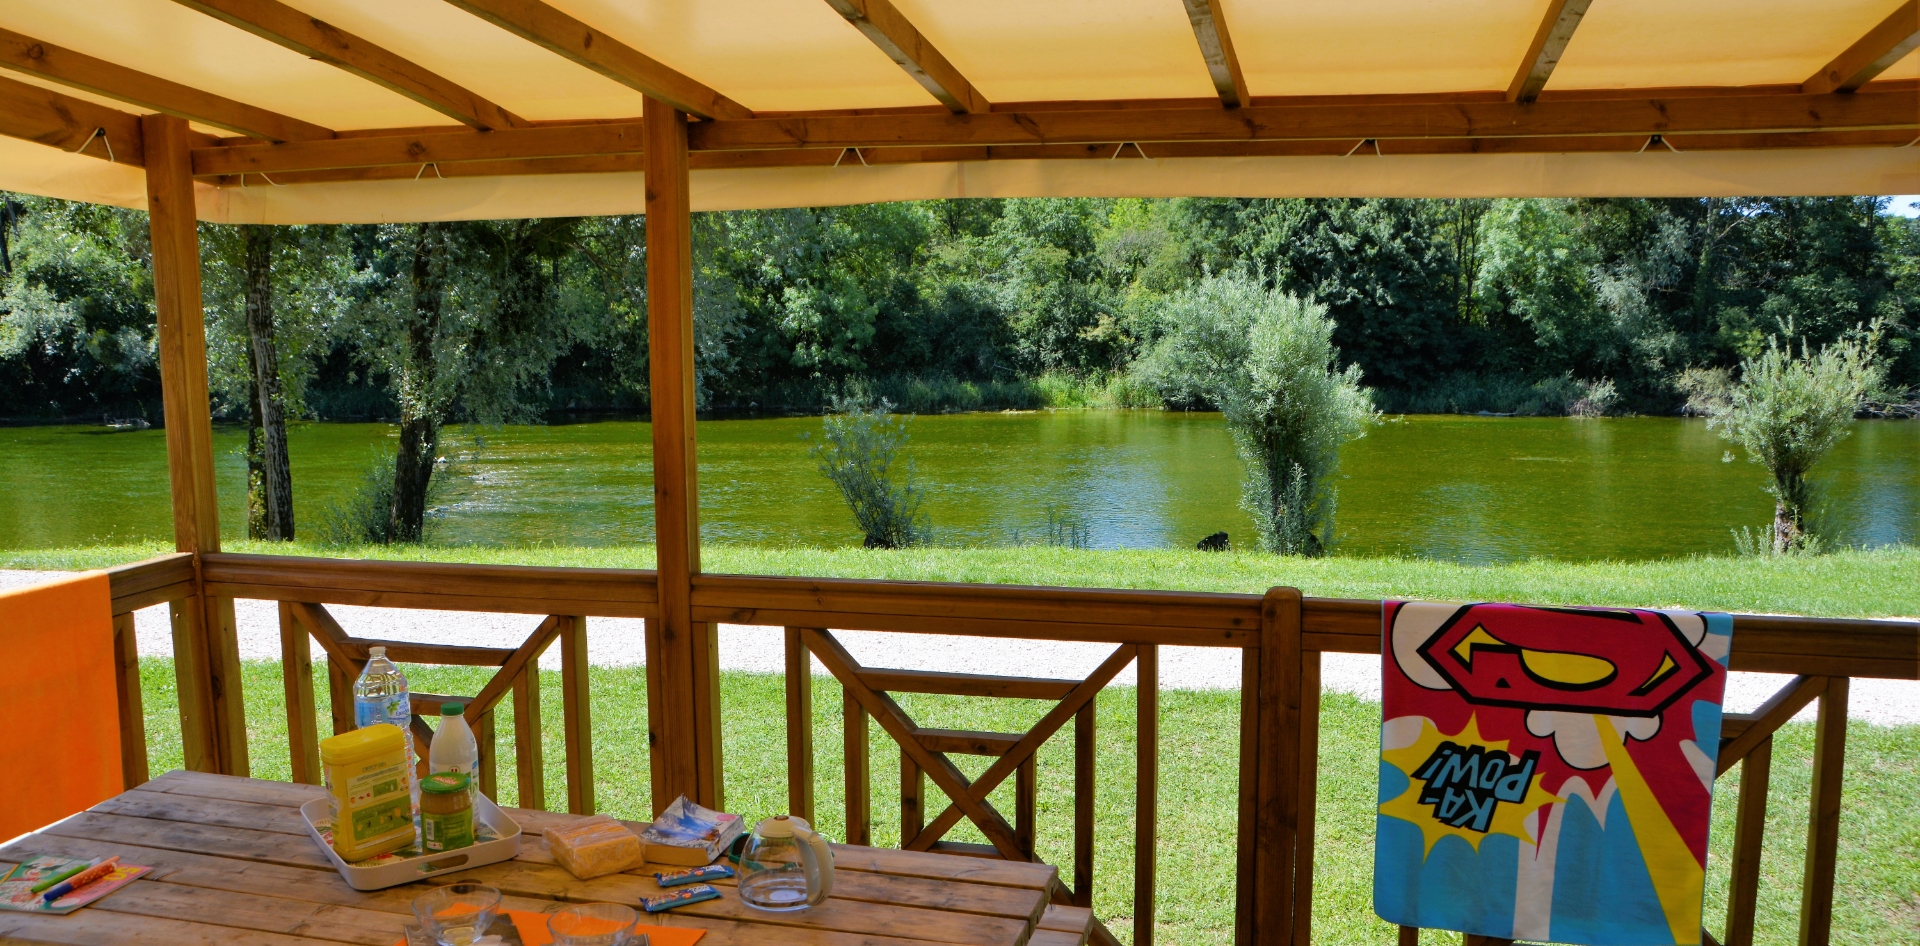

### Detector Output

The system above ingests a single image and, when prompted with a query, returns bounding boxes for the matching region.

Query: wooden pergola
[3,2,1919,944]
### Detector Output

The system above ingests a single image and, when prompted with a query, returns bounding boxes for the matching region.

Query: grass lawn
[9,540,1920,618]
[125,657,1918,946]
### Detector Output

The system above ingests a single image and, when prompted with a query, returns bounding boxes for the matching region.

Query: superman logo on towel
[1374,602,1733,945]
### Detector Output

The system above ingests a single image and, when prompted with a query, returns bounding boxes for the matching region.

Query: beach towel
[0,572,122,841]
[1374,602,1733,945]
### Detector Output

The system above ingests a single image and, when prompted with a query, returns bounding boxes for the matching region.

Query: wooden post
[327,653,357,737]
[1235,642,1259,946]
[1135,644,1157,946]
[642,94,722,816]
[1799,677,1849,946]
[560,616,595,815]
[1073,701,1094,907]
[1246,587,1305,945]
[844,690,871,845]
[1015,756,1036,860]
[784,628,815,823]
[145,111,247,777]
[513,664,545,811]
[1293,649,1322,946]
[111,612,149,790]
[476,710,498,802]
[902,750,925,847]
[1725,737,1771,946]
[279,602,320,785]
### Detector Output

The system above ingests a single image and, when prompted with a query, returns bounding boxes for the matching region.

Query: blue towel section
[1548,790,1673,944]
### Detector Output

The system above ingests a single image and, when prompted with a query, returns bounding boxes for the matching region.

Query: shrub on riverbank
[1134,274,1373,555]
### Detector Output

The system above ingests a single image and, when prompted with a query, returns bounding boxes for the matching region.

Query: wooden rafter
[188,88,1920,179]
[0,27,331,142]
[170,0,527,130]
[0,72,147,165]
[1508,0,1593,103]
[822,0,987,114]
[437,0,750,121]
[1180,0,1249,108]
[685,89,1919,151]
[1803,0,1920,95]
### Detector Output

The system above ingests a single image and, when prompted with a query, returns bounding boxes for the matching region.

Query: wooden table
[0,772,1094,946]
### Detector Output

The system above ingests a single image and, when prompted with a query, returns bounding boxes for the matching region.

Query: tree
[805,397,929,548]
[1690,329,1884,553]
[1135,272,1373,554]
[343,219,584,541]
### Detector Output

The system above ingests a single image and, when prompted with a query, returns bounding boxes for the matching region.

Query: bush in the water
[1134,272,1373,556]
[1689,327,1884,554]
[806,397,930,549]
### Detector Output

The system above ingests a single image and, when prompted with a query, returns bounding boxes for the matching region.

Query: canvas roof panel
[889,0,1218,103]
[1222,0,1546,97]
[1551,0,1916,90]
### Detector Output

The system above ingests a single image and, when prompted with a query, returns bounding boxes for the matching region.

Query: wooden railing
[99,551,1920,946]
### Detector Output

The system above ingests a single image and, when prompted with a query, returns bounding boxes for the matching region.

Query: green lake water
[2,412,1915,562]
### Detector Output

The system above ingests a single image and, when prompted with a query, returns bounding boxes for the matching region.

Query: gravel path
[8,569,1915,725]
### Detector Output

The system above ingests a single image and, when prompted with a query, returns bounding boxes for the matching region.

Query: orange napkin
[396,908,706,946]
[0,572,120,842]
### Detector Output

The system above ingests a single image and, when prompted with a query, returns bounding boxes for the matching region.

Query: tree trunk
[1772,469,1807,554]
[244,368,266,541]
[389,223,445,543]
[243,225,295,540]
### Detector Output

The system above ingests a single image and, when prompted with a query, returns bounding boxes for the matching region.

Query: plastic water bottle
[428,702,479,780]
[354,647,418,808]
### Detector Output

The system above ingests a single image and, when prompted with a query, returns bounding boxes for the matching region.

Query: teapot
[736,815,834,911]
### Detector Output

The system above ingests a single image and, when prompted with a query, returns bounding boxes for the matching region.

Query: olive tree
[1688,329,1883,553]
[1135,272,1373,555]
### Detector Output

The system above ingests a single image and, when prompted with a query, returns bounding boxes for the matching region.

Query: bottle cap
[369,646,386,659]
[442,702,463,716]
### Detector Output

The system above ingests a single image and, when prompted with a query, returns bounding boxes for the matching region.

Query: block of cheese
[548,814,645,879]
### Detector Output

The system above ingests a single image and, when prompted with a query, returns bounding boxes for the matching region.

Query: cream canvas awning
[2,0,1917,221]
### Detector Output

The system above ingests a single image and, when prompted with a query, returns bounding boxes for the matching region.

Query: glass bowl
[548,902,642,946]
[410,883,502,946]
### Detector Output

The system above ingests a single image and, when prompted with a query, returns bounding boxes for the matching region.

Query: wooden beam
[189,89,1920,179]
[821,0,987,114]
[1804,0,1920,95]
[170,0,527,130]
[643,95,722,813]
[1180,0,1250,108]
[437,0,750,121]
[193,120,643,176]
[688,89,1920,152]
[0,27,331,142]
[0,72,145,164]
[1508,0,1593,103]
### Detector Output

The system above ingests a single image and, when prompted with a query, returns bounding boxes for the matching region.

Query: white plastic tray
[300,794,522,891]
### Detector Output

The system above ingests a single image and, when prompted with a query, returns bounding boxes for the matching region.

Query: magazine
[0,855,151,915]
[640,795,744,866]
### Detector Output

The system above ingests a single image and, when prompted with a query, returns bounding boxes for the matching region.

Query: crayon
[28,860,95,894]
[42,857,117,904]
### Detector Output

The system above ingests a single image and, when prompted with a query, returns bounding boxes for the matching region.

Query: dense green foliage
[1136,274,1373,553]
[4,195,1917,422]
[1692,331,1887,552]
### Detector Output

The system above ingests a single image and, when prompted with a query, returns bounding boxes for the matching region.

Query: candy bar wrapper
[642,884,721,913]
[654,864,733,887]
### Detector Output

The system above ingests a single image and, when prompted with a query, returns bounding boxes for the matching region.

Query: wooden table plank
[439,859,1029,946]
[98,790,311,836]
[80,881,401,945]
[39,812,335,871]
[0,908,335,945]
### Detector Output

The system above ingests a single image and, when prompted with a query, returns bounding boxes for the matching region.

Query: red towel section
[0,572,122,841]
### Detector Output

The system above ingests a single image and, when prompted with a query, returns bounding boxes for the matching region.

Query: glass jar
[419,772,475,852]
